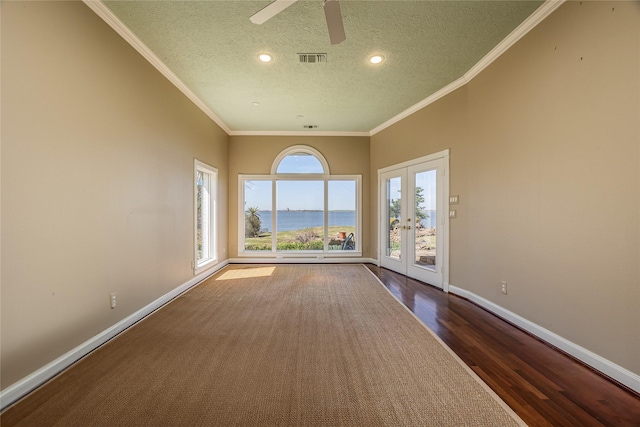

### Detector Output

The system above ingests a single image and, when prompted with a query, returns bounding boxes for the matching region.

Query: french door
[379,151,449,289]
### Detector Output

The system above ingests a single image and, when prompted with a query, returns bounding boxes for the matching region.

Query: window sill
[237,252,362,258]
[194,258,218,275]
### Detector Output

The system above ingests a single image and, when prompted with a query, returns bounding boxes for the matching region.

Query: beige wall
[371,1,640,374]
[228,136,370,258]
[1,1,229,388]
[2,0,638,394]
[370,86,471,281]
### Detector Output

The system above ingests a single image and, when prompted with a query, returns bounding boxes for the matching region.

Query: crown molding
[369,76,468,136]
[370,0,565,136]
[82,0,232,135]
[229,130,370,137]
[84,0,564,138]
[463,0,565,82]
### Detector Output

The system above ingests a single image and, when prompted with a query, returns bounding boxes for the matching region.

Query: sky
[244,180,356,211]
[387,170,437,211]
[243,154,358,211]
[243,154,437,212]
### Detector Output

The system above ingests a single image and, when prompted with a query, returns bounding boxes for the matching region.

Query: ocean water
[251,211,354,232]
[248,210,437,232]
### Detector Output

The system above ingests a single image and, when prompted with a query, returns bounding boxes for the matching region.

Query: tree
[389,187,429,227]
[414,187,429,225]
[389,198,401,219]
[245,207,262,237]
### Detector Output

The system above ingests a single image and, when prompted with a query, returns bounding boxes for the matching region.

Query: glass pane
[328,180,356,251]
[276,181,324,251]
[386,177,401,259]
[276,153,324,174]
[243,180,272,251]
[196,170,210,262]
[414,170,437,270]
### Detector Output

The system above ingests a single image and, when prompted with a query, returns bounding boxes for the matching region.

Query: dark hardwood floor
[365,264,640,426]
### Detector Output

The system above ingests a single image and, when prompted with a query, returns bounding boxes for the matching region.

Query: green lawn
[245,225,356,251]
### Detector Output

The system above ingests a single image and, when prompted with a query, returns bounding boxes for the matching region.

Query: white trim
[377,149,450,175]
[448,285,640,394]
[236,251,363,259]
[239,150,362,257]
[84,0,563,137]
[377,150,450,290]
[229,257,376,264]
[462,0,565,83]
[0,261,229,411]
[378,169,406,276]
[194,160,218,274]
[441,155,450,293]
[82,1,231,135]
[369,0,565,136]
[370,77,468,136]
[355,176,363,257]
[271,145,330,175]
[230,130,370,137]
[194,257,219,275]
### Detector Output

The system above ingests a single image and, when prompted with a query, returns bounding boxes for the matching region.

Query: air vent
[298,53,327,63]
[303,125,318,129]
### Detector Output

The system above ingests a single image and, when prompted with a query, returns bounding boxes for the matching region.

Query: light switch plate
[500,281,508,294]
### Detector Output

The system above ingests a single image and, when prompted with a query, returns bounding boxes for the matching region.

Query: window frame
[194,159,218,273]
[271,145,330,175]
[239,146,361,257]
[238,173,362,257]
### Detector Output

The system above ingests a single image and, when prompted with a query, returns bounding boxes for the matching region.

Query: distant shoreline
[246,210,355,213]
[248,210,356,233]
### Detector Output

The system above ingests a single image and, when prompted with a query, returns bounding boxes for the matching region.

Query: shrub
[245,207,262,238]
[276,240,324,251]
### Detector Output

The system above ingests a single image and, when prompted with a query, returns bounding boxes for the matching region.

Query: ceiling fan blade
[323,0,346,45]
[250,0,298,25]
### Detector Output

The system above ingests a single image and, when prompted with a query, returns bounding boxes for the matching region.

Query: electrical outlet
[500,281,508,294]
[110,293,117,309]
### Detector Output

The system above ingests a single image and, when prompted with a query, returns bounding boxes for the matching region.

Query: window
[194,160,217,272]
[239,146,361,256]
[276,152,324,174]
[328,180,356,251]
[244,180,272,251]
[276,180,324,251]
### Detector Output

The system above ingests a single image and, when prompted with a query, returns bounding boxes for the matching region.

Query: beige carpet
[3,264,526,426]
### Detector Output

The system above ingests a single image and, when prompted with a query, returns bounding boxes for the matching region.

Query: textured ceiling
[102,1,544,134]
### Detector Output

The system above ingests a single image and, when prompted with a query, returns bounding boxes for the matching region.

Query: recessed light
[252,102,260,106]
[258,53,272,63]
[296,115,304,119]
[369,54,384,64]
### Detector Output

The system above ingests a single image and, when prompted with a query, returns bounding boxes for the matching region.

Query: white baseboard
[0,260,229,411]
[448,285,640,394]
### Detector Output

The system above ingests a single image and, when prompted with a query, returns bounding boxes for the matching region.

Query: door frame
[377,149,450,292]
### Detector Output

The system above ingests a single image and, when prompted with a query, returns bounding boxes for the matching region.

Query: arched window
[240,145,360,257]
[272,146,329,175]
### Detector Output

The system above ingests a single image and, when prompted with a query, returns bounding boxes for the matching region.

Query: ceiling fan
[250,0,346,45]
